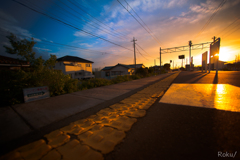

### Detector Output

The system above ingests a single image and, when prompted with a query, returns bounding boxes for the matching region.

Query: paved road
[106,71,240,160]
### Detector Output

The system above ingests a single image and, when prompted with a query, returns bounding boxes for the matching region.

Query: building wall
[54,61,93,79]
[63,61,92,73]
[110,65,129,76]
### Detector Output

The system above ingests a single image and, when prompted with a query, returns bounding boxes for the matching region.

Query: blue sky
[0,0,240,69]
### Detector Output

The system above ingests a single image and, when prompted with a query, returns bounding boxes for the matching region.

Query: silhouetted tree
[3,33,56,69]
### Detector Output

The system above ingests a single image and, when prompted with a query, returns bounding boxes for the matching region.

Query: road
[105,71,240,160]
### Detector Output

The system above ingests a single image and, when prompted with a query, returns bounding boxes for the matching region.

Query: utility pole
[173,60,174,69]
[131,37,137,73]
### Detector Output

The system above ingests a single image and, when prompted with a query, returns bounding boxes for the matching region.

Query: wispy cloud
[79,43,93,48]
[34,47,52,52]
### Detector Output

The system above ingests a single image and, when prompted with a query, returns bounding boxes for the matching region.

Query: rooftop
[57,55,94,63]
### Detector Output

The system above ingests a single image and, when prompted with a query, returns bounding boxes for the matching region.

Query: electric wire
[123,0,162,45]
[68,0,129,38]
[195,0,226,38]
[0,31,132,58]
[117,0,161,45]
[136,46,148,60]
[217,16,240,37]
[13,0,135,52]
[55,0,126,40]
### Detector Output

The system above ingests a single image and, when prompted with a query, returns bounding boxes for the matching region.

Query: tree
[44,54,57,69]
[4,33,37,65]
[3,33,56,69]
[135,67,148,77]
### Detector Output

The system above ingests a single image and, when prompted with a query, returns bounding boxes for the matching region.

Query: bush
[111,75,131,84]
[136,67,148,77]
[0,67,80,106]
[130,74,141,80]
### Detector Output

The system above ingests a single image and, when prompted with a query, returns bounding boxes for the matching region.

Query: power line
[0,31,132,58]
[217,16,240,37]
[117,0,161,45]
[13,0,135,52]
[123,0,162,45]
[195,0,226,38]
[136,46,148,60]
[55,0,127,40]
[136,43,152,57]
[18,0,126,41]
[221,20,240,38]
[68,0,129,38]
[22,0,96,38]
[223,25,240,38]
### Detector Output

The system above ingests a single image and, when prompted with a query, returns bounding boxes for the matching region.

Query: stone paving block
[109,103,132,111]
[121,108,146,118]
[87,114,120,125]
[78,127,126,154]
[95,108,116,117]
[15,139,52,160]
[44,130,70,148]
[136,99,156,110]
[151,91,164,98]
[72,119,96,134]
[105,116,137,131]
[57,139,103,160]
[41,150,61,160]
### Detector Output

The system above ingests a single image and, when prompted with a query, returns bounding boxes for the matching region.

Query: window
[79,72,82,75]
[86,64,90,67]
[75,72,77,76]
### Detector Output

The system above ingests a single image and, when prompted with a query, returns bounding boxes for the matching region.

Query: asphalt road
[105,71,240,160]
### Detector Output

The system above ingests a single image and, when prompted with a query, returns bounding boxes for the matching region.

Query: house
[101,63,145,79]
[54,55,94,80]
[0,55,30,70]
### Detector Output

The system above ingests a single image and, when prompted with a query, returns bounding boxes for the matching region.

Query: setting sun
[219,47,233,62]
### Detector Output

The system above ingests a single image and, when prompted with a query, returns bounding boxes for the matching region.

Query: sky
[0,0,240,69]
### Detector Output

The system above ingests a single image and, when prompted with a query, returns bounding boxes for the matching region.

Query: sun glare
[219,47,232,61]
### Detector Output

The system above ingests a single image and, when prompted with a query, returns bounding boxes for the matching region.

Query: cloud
[34,47,52,52]
[79,43,93,48]
[0,9,42,43]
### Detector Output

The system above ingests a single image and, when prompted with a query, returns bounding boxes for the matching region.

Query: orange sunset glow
[0,0,240,69]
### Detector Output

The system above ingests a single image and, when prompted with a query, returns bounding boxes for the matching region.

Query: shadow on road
[191,72,209,83]
[213,72,218,84]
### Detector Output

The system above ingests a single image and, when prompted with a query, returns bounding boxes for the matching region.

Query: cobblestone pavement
[0,72,180,160]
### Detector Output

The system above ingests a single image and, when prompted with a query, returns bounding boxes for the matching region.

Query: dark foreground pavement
[105,71,240,160]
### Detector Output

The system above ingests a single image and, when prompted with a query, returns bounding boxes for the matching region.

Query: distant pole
[173,60,174,69]
[131,37,137,74]
[189,41,192,70]
[216,38,220,75]
[154,59,156,74]
[160,47,162,70]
